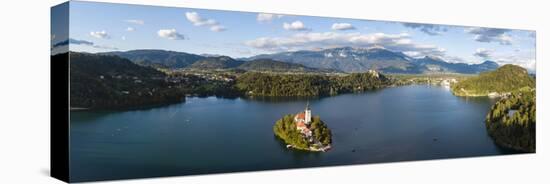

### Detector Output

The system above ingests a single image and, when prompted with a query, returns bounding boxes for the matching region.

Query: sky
[51,1,536,72]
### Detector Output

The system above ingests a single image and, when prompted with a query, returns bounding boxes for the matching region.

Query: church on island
[274,101,332,152]
[294,103,313,141]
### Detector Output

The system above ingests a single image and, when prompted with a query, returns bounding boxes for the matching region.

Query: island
[273,103,332,152]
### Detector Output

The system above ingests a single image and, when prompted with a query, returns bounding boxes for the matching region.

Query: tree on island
[485,90,536,152]
[273,115,332,151]
[310,116,332,145]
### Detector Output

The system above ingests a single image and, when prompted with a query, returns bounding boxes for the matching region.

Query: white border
[0,0,548,183]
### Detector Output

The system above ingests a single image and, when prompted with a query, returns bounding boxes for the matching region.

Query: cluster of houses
[97,75,160,96]
[167,72,234,83]
[95,71,234,97]
[440,78,458,87]
[405,77,458,87]
[98,74,160,84]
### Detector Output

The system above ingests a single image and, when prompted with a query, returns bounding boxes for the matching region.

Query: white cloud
[210,25,226,32]
[89,31,110,39]
[403,51,421,57]
[157,29,185,40]
[121,36,126,41]
[490,49,536,72]
[473,48,493,59]
[124,19,144,25]
[185,12,217,26]
[331,23,355,31]
[468,47,535,72]
[495,57,536,72]
[126,27,135,32]
[283,21,309,31]
[466,27,513,45]
[257,13,283,22]
[185,12,226,32]
[245,32,446,57]
[443,55,467,63]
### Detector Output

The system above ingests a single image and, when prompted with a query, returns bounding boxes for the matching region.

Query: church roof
[295,112,305,120]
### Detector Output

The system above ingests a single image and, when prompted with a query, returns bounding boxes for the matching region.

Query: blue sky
[52,1,536,71]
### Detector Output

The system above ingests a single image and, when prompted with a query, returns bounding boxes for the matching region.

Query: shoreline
[451,92,510,98]
[285,144,332,152]
[69,99,185,112]
[72,84,442,112]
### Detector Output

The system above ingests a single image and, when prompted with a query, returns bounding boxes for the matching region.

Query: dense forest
[188,56,244,70]
[273,115,332,150]
[235,71,390,97]
[310,116,332,145]
[68,52,186,109]
[485,90,536,152]
[451,64,535,96]
[237,59,337,73]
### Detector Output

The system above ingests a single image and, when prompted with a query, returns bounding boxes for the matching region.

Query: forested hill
[71,52,165,78]
[238,59,338,73]
[451,64,535,96]
[188,56,244,69]
[235,71,389,97]
[68,52,185,109]
[103,50,335,73]
[103,49,205,68]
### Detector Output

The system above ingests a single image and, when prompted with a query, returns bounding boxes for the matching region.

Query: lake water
[69,85,518,182]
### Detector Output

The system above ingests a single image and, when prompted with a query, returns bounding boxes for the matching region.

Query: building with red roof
[295,102,313,138]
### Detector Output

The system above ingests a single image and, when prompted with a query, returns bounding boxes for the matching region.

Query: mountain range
[247,47,499,74]
[103,50,336,73]
[103,47,499,74]
[103,49,204,68]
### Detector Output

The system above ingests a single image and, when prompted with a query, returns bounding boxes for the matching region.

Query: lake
[69,85,518,182]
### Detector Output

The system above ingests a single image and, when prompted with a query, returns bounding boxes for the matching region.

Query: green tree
[485,90,536,152]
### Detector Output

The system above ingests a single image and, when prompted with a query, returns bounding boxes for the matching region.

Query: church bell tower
[305,101,311,124]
